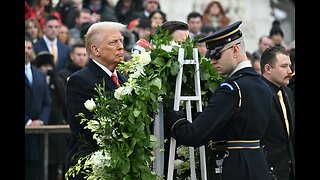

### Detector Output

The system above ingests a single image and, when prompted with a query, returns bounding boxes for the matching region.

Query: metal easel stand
[167,48,207,180]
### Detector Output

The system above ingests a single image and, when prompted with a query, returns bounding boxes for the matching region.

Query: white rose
[114,87,125,100]
[91,151,103,167]
[84,98,96,111]
[123,85,133,95]
[160,44,173,52]
[174,159,184,169]
[139,52,151,66]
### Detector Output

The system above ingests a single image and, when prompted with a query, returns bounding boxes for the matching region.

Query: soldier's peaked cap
[198,21,242,51]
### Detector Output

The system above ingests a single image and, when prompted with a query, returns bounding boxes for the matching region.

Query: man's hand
[30,119,44,126]
[166,109,186,130]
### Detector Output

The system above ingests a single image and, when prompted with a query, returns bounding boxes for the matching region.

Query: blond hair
[84,21,126,58]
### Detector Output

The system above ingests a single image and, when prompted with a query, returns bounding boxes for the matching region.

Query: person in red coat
[25,0,62,31]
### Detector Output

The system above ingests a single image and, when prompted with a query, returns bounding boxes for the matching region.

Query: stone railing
[25,125,70,180]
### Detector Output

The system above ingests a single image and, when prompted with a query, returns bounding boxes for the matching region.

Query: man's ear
[91,45,100,56]
[265,64,272,74]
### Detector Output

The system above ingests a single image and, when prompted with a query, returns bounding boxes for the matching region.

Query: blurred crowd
[25,0,295,180]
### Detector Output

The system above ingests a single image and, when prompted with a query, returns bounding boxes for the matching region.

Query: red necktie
[111,73,120,88]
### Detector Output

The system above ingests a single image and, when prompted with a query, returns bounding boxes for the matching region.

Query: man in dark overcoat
[260,46,295,180]
[64,21,128,180]
[25,36,51,180]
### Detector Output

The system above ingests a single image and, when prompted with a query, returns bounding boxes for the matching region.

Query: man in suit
[168,21,273,180]
[33,15,71,72]
[260,46,295,180]
[65,21,127,180]
[25,36,51,180]
[187,11,203,40]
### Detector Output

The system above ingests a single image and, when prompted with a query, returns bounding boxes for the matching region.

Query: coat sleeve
[39,74,51,125]
[171,81,240,147]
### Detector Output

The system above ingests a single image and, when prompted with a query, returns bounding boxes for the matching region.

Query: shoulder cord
[233,80,242,108]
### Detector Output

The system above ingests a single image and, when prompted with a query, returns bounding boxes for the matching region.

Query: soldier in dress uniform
[168,21,273,180]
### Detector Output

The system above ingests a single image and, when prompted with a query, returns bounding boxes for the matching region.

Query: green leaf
[150,135,157,142]
[126,148,134,157]
[141,170,156,179]
[130,137,137,149]
[128,112,135,124]
[170,61,180,75]
[150,77,161,89]
[135,100,144,108]
[121,159,130,175]
[122,132,130,138]
[152,56,166,67]
[149,92,157,103]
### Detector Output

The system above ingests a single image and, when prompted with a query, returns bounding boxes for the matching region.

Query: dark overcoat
[261,77,295,180]
[65,59,127,179]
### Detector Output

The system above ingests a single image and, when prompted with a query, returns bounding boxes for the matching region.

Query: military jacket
[172,67,273,180]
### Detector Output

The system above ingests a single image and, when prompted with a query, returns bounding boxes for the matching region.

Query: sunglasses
[211,42,241,60]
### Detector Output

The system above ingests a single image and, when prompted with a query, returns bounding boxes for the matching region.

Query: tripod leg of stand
[199,146,207,179]
[167,137,176,180]
[186,100,197,179]
[189,146,197,179]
